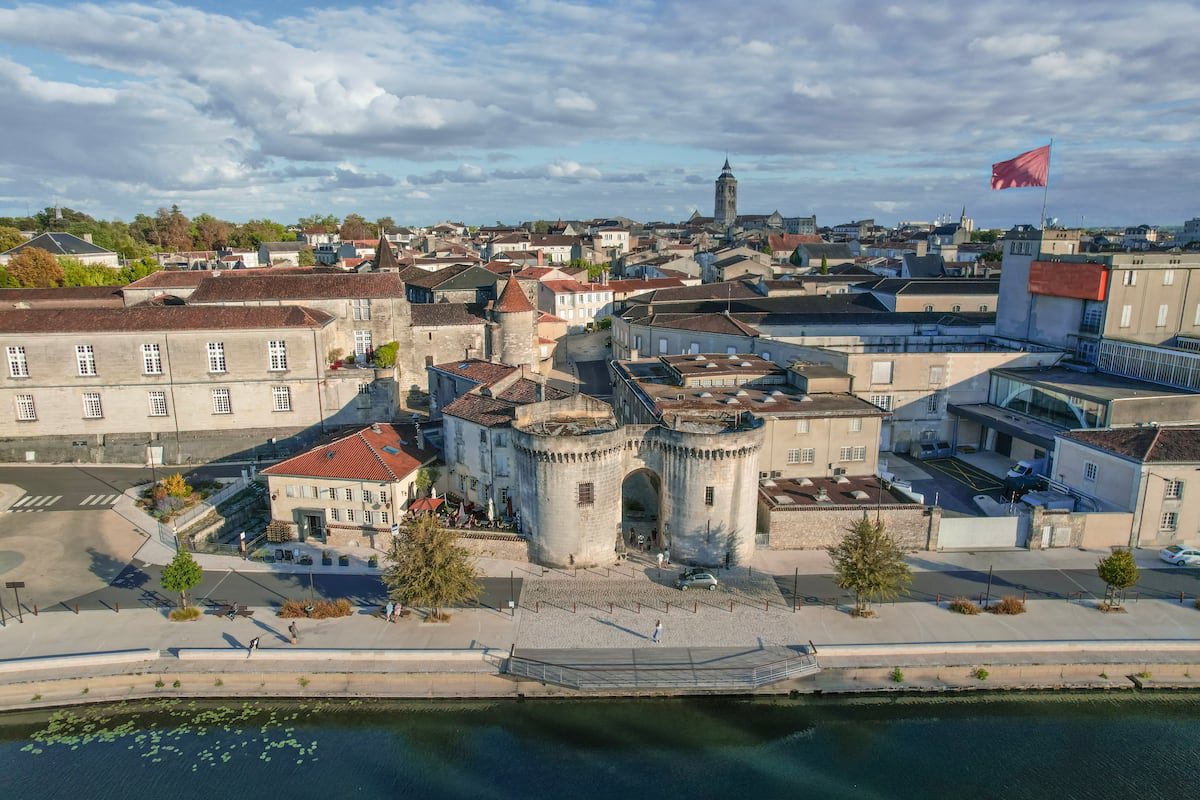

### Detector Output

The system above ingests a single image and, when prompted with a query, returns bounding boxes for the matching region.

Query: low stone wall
[760,502,940,550]
[457,533,530,561]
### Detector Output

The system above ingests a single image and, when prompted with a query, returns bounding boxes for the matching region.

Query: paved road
[0,463,251,514]
[771,566,1200,606]
[574,359,612,399]
[51,564,522,614]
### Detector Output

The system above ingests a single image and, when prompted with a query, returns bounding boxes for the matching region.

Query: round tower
[491,277,536,370]
[714,158,737,228]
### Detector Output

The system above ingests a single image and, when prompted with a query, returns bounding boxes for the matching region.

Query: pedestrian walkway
[3,493,121,512]
[78,493,122,507]
[5,494,62,512]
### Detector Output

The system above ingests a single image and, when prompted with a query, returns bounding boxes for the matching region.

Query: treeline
[0,207,398,261]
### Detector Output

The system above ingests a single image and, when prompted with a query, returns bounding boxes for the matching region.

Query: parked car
[1159,545,1200,566]
[676,571,718,591]
[1004,459,1047,492]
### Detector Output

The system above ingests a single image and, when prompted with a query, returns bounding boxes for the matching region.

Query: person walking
[288,622,298,646]
[656,551,664,569]
[637,533,646,551]
[247,636,260,658]
[651,620,662,644]
[629,528,637,547]
[663,547,671,567]
[385,600,394,622]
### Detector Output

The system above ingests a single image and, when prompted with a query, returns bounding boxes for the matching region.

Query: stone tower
[714,158,737,227]
[489,277,537,371]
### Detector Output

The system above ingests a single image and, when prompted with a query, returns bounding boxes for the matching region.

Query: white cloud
[792,80,833,99]
[0,57,117,104]
[742,40,774,57]
[969,33,1060,59]
[553,88,597,113]
[407,190,431,199]
[1029,50,1120,80]
[547,160,601,179]
[872,200,907,213]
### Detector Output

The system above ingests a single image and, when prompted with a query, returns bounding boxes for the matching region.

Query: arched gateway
[512,395,764,568]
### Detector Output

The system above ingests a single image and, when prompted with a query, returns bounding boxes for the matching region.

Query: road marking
[79,494,120,506]
[11,495,35,507]
[82,494,98,504]
[7,494,61,508]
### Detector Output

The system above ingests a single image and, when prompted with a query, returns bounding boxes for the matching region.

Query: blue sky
[0,0,1197,228]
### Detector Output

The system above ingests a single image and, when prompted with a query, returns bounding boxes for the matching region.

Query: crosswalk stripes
[79,494,121,506]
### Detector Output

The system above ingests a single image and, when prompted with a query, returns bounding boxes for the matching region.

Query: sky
[0,0,1198,228]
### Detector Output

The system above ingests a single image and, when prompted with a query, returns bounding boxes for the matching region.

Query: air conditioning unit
[770,470,782,478]
[833,467,847,476]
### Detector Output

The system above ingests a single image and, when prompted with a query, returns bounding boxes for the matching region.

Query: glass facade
[988,373,1106,429]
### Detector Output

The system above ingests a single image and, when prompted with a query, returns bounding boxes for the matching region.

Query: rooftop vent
[762,396,775,404]
[324,451,336,460]
[704,362,718,369]
[727,354,739,359]
[769,390,784,396]
[692,354,706,361]
[457,363,470,370]
[797,478,814,487]
[762,479,777,488]
[370,423,382,434]
[725,398,739,405]
[773,495,794,504]
[739,361,752,367]
[735,389,748,396]
[814,488,830,502]
[699,392,713,398]
[382,445,401,455]
[835,475,851,484]
[799,394,813,402]
[851,490,870,500]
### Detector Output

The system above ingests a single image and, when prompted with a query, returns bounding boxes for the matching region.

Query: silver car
[676,571,718,591]
[1160,545,1200,566]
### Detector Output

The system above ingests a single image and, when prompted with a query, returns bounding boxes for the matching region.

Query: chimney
[536,249,544,266]
[415,425,426,451]
[370,422,382,434]
[82,233,94,244]
[535,380,544,402]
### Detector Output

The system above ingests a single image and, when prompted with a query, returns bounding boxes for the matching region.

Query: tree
[0,225,23,253]
[383,514,480,620]
[819,254,829,275]
[154,205,193,251]
[762,243,774,256]
[1097,549,1139,609]
[376,216,396,233]
[192,213,233,250]
[298,246,316,266]
[60,258,118,287]
[414,466,441,496]
[372,340,399,368]
[6,246,63,287]
[160,548,203,609]
[827,516,912,617]
[298,213,339,234]
[339,213,374,241]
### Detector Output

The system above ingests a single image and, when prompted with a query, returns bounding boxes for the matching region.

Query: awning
[947,403,1060,451]
[408,497,445,513]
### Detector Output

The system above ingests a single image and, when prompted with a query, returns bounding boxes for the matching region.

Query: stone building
[512,394,764,568]
[714,159,737,228]
[490,278,538,370]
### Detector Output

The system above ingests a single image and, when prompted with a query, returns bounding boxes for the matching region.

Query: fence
[114,476,251,551]
[505,650,820,691]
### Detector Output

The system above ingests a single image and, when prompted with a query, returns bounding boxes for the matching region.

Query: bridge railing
[505,650,819,690]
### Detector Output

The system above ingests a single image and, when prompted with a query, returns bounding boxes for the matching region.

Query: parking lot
[888,455,1014,516]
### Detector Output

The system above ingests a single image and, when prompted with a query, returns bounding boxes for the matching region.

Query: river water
[1,693,1197,800]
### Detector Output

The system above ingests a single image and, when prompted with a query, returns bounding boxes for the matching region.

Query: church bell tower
[714,158,737,228]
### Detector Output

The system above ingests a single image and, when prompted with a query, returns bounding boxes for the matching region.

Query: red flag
[991,145,1050,190]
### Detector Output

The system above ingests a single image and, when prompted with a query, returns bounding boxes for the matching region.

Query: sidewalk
[748,545,1168,576]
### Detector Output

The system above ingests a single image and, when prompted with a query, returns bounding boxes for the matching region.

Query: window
[354,330,372,357]
[796,419,810,434]
[364,510,374,524]
[634,335,643,351]
[951,305,961,312]
[381,511,389,525]
[929,365,944,385]
[840,446,866,461]
[853,446,866,461]
[7,346,28,378]
[344,488,353,501]
[14,394,36,421]
[328,486,338,499]
[351,298,371,320]
[1163,270,1175,286]
[500,487,509,504]
[380,490,388,504]
[207,342,226,373]
[1164,480,1183,500]
[1119,305,1132,328]
[141,343,162,375]
[787,448,801,464]
[211,388,231,414]
[329,508,340,522]
[761,351,771,361]
[1123,270,1136,286]
[704,486,714,506]
[924,304,933,312]
[926,393,939,414]
[268,340,288,371]
[848,418,862,433]
[1084,462,1098,482]
[272,385,292,412]
[1156,304,1168,328]
[1160,511,1177,532]
[870,360,893,385]
[301,485,315,499]
[577,482,594,506]
[346,508,356,522]
[148,391,168,417]
[285,485,297,498]
[839,446,852,462]
[870,394,893,411]
[363,490,374,503]
[76,344,97,376]
[979,304,989,312]
[726,346,737,355]
[658,338,668,354]
[358,383,371,395]
[82,392,103,418]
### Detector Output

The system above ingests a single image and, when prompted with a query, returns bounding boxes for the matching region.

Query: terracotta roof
[430,359,518,386]
[483,260,522,275]
[606,278,685,294]
[125,267,316,290]
[494,277,535,313]
[442,393,519,427]
[494,378,569,404]
[768,233,822,252]
[540,279,613,295]
[537,310,566,323]
[1061,427,1200,463]
[261,423,433,481]
[188,273,404,302]
[0,305,332,333]
[410,303,485,327]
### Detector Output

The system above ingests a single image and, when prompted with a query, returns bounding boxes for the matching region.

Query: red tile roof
[1062,426,1200,463]
[537,310,566,323]
[442,393,520,427]
[261,423,434,481]
[494,277,535,312]
[540,279,613,295]
[430,359,518,386]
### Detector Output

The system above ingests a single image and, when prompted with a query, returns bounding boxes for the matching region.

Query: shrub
[372,341,400,369]
[172,680,181,688]
[327,347,344,365]
[154,679,165,688]
[948,597,981,615]
[277,598,352,619]
[169,606,202,621]
[989,595,1026,615]
[214,678,224,687]
[298,677,310,688]
[161,473,193,498]
[972,668,989,681]
[890,667,904,684]
[1136,670,1152,680]
[151,485,168,503]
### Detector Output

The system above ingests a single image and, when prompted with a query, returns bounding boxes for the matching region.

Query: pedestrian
[629,528,637,547]
[656,551,664,569]
[651,528,658,548]
[385,600,395,622]
[637,533,646,551]
[651,620,662,644]
[663,547,670,566]
[239,539,247,560]
[247,636,260,658]
[288,622,298,646]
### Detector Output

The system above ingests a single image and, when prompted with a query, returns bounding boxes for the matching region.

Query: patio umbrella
[487,497,495,522]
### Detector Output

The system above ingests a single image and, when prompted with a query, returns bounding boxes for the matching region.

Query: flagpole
[1039,138,1053,229]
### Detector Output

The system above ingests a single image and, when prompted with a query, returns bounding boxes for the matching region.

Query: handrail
[507,650,816,674]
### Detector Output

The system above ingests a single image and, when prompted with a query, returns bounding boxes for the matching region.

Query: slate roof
[902,253,947,278]
[442,393,519,427]
[405,263,496,291]
[374,235,402,271]
[493,277,535,312]
[1060,427,1200,464]
[430,359,518,386]
[188,273,404,302]
[260,241,305,252]
[2,232,114,257]
[859,278,1000,295]
[261,423,433,481]
[797,243,853,259]
[410,303,485,327]
[0,286,125,307]
[0,305,332,333]
[494,379,569,404]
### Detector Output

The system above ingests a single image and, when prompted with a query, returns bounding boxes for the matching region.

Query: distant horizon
[1,1,1197,227]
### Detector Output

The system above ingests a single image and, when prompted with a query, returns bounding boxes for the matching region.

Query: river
[1,693,1197,799]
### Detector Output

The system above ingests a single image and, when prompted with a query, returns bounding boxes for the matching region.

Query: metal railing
[505,651,820,690]
[114,476,251,548]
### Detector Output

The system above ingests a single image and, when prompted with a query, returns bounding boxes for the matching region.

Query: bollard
[572,602,576,614]
[33,604,38,616]
[535,601,539,613]
[694,601,698,614]
[115,601,120,613]
[609,602,613,614]
[637,602,641,614]
[730,599,734,613]
[765,600,769,612]
[1022,592,1027,604]
[666,602,670,615]
[75,603,79,615]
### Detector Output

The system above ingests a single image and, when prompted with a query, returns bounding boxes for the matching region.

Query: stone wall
[760,502,940,551]
[457,533,530,561]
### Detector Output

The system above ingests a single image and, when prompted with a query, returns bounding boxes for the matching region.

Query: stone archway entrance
[621,468,661,554]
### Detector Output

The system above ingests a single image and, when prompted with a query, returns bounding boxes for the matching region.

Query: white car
[1159,545,1200,566]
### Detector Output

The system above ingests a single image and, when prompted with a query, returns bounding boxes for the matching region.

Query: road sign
[390,523,400,535]
[4,581,23,589]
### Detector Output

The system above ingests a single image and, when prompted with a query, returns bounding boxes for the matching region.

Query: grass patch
[889,667,904,684]
[168,605,202,622]
[213,678,224,687]
[80,687,89,695]
[172,680,181,688]
[948,597,981,615]
[971,667,990,681]
[30,694,42,702]
[154,679,165,689]
[1136,670,1152,680]
[1099,672,1109,680]
[988,595,1027,615]
[278,598,352,619]
[297,677,310,688]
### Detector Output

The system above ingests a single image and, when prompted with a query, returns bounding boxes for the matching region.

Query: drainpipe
[312,328,326,431]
